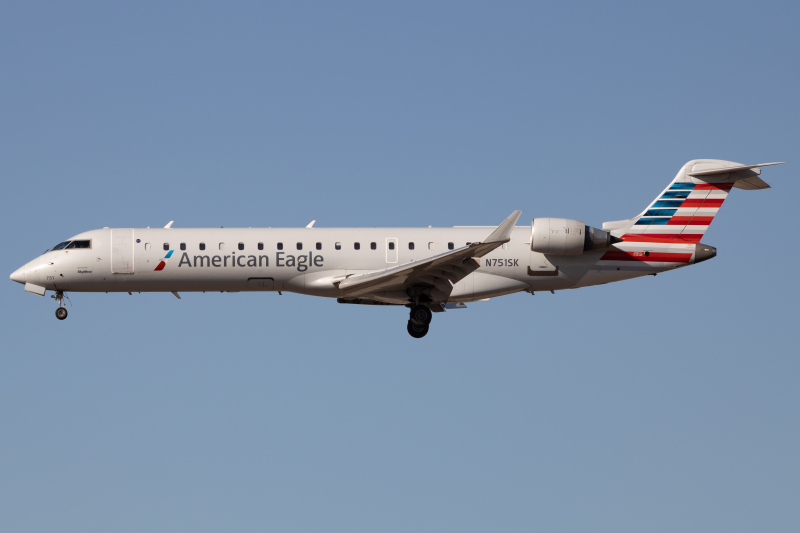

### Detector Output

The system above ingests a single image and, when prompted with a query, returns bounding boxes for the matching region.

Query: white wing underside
[337,211,522,301]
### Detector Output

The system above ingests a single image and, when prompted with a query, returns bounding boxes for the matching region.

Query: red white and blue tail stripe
[623,181,732,243]
[598,159,780,266]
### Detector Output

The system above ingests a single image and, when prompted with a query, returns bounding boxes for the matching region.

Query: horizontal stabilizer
[688,162,784,177]
[733,176,771,190]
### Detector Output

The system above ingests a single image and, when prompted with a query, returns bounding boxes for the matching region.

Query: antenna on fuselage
[306,220,315,228]
[164,221,174,228]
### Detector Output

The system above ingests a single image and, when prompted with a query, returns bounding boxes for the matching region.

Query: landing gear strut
[52,290,69,320]
[407,304,432,338]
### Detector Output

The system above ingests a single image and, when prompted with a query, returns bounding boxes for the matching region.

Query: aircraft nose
[10,267,26,284]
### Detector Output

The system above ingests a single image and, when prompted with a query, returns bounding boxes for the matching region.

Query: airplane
[10,159,781,338]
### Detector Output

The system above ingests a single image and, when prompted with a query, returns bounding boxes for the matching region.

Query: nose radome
[10,267,26,284]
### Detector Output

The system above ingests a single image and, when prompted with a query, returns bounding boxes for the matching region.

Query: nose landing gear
[407,304,433,338]
[52,290,70,320]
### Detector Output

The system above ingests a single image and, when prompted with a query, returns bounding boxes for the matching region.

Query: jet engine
[530,218,618,255]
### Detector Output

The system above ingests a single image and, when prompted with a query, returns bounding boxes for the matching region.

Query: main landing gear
[52,290,69,320]
[407,304,433,339]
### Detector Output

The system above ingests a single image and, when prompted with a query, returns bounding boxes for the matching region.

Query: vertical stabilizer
[604,159,781,242]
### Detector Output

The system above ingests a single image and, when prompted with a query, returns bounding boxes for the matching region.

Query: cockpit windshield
[44,239,92,254]
[49,241,71,252]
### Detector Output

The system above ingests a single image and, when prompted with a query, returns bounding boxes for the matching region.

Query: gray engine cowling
[530,218,616,255]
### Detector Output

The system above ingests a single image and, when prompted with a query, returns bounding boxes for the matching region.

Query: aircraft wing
[337,211,522,300]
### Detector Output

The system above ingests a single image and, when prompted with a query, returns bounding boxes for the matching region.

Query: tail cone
[693,244,717,264]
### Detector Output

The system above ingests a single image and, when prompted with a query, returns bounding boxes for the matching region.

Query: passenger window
[409,242,415,250]
[370,242,376,250]
[277,242,283,250]
[258,242,263,250]
[316,242,322,250]
[238,242,244,250]
[297,242,303,250]
[428,242,435,250]
[163,243,170,251]
[66,240,91,249]
[354,242,360,250]
[180,243,186,251]
[448,242,454,250]
[335,242,341,250]
[388,242,395,250]
[145,243,151,251]
[199,242,205,251]
[219,242,225,250]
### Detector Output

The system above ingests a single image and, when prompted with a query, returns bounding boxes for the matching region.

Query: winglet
[483,211,522,244]
[306,220,316,228]
[164,221,174,228]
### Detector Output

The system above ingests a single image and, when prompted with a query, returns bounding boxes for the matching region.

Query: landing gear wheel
[55,307,68,320]
[409,305,433,326]
[407,320,429,338]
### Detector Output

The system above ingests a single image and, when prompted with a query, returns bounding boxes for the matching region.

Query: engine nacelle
[531,218,616,255]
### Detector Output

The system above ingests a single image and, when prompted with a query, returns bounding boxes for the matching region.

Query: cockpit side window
[51,241,71,251]
[65,240,91,249]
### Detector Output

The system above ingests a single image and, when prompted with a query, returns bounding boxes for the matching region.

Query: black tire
[55,307,68,320]
[409,305,433,326]
[407,320,429,338]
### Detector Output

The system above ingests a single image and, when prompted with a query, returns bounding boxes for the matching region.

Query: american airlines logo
[154,250,174,271]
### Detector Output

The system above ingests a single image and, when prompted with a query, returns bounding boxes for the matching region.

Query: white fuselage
[13,226,694,303]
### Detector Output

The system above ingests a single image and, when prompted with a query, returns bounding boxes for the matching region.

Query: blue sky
[1,2,799,531]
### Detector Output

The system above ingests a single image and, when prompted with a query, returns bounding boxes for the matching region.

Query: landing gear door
[386,238,398,264]
[111,229,134,274]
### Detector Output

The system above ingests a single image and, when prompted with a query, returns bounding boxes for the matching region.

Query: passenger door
[111,229,134,273]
